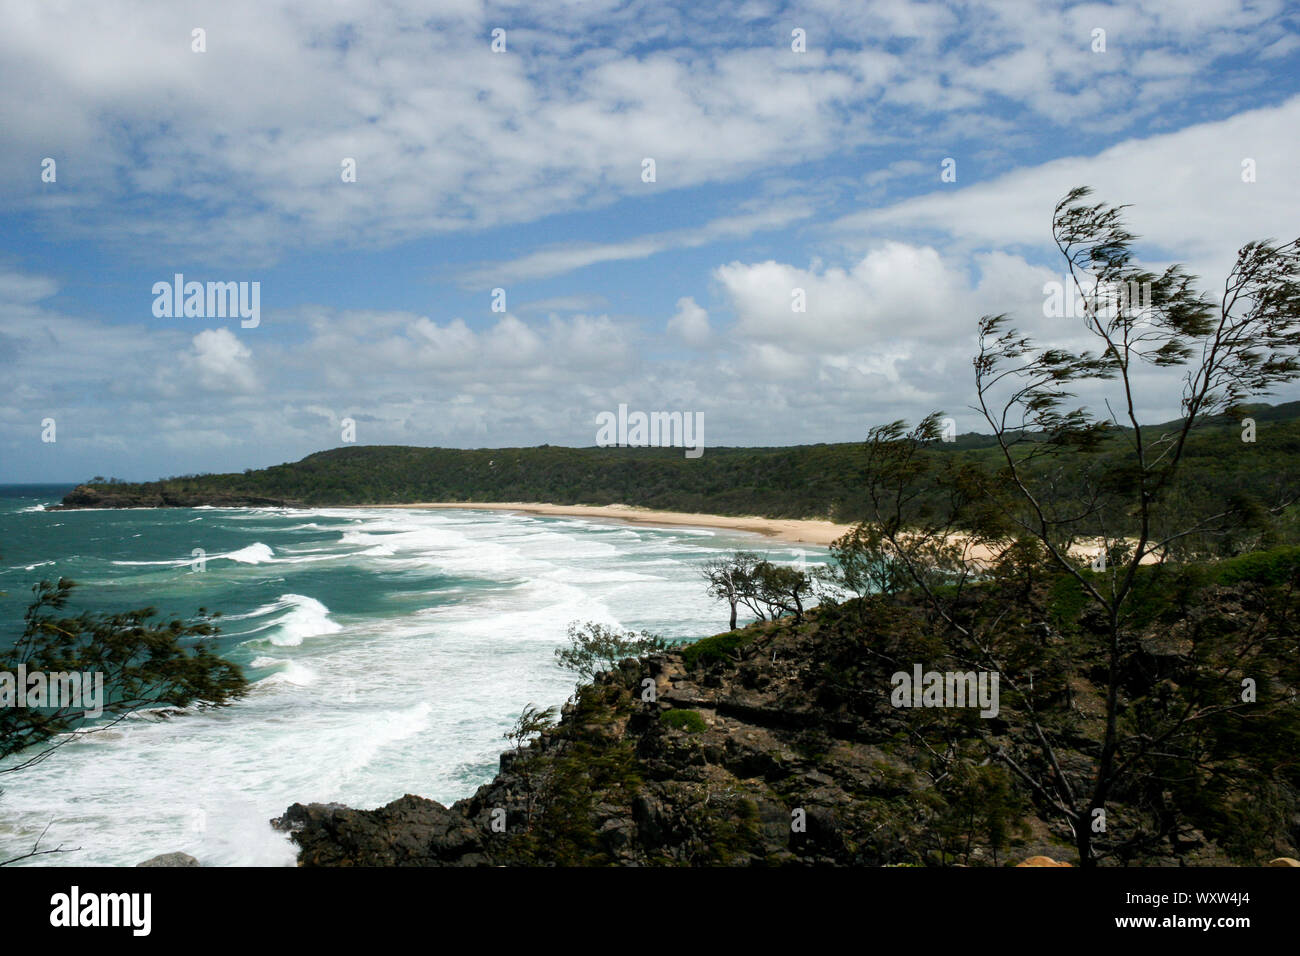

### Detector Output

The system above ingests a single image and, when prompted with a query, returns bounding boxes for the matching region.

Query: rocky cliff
[273,636,943,866]
[269,605,1128,866]
[273,559,1300,867]
[51,483,304,510]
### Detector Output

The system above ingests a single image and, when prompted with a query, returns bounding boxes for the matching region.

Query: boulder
[272,795,487,866]
[137,852,200,867]
[1016,855,1072,867]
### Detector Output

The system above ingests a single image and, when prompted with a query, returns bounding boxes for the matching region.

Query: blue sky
[2,0,1298,481]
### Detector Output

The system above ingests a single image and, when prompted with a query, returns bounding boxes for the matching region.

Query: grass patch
[679,629,757,669]
[661,709,707,733]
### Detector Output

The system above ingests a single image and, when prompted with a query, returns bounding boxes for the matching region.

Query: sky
[1,0,1298,482]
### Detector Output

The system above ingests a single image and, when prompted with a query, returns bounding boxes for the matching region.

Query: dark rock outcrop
[273,612,1082,866]
[136,852,200,867]
[273,797,487,867]
[274,571,1300,869]
[52,484,304,510]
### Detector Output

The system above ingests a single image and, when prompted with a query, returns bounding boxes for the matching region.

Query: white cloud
[189,328,258,393]
[829,95,1300,280]
[1,2,1298,481]
[517,294,610,314]
[456,202,815,287]
[0,271,58,303]
[481,315,544,367]
[715,242,985,350]
[667,297,711,347]
[1,0,1290,261]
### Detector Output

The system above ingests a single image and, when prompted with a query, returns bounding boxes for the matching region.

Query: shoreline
[350,502,1148,564]
[361,501,856,546]
[44,495,1156,565]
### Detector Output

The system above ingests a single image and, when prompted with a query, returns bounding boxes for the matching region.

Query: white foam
[277,553,347,564]
[255,661,318,687]
[266,594,341,646]
[224,542,275,564]
[0,506,828,867]
[113,541,275,567]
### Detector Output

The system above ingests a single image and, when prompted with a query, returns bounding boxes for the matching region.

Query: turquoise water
[0,485,827,866]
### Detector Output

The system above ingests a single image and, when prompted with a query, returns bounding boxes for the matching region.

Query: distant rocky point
[51,483,304,510]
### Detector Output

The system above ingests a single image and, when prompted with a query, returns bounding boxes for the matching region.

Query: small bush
[680,630,754,669]
[661,709,707,733]
[555,621,668,684]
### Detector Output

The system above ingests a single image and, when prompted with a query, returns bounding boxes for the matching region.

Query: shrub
[661,709,707,733]
[679,630,754,669]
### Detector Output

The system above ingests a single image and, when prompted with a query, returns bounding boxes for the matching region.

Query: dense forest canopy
[57,401,1300,556]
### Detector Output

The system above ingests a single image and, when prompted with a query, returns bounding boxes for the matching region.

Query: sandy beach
[367,501,857,546]
[365,502,1156,567]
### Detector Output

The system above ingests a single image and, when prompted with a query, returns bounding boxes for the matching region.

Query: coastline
[362,501,856,546]
[357,502,1148,565]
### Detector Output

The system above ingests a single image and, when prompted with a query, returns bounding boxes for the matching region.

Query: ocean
[0,484,826,866]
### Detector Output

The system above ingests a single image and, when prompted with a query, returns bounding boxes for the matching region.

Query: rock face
[52,484,304,510]
[136,852,200,867]
[275,588,1300,868]
[273,798,488,867]
[274,610,1085,867]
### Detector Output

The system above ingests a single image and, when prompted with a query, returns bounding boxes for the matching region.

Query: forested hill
[54,401,1300,528]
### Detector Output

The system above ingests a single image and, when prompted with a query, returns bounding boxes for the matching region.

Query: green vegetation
[503,703,556,754]
[826,189,1300,866]
[678,628,758,669]
[1,579,246,864]
[661,709,707,733]
[553,622,668,688]
[667,547,1300,865]
[59,400,1300,555]
[493,681,644,866]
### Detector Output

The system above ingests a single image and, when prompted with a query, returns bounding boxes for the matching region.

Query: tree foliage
[832,187,1300,866]
[1,578,247,774]
[554,622,668,687]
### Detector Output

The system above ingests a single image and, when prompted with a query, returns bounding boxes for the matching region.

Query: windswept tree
[554,621,667,687]
[1,577,246,865]
[698,550,763,630]
[833,413,1009,619]
[504,703,556,754]
[700,550,816,627]
[750,561,814,625]
[2,578,247,771]
[832,188,1300,865]
[969,188,1300,863]
[502,703,557,828]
